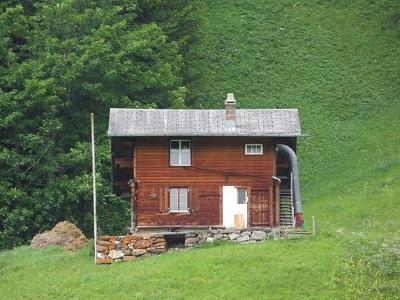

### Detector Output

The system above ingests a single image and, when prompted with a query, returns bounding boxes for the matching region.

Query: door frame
[248,185,273,227]
[222,185,249,228]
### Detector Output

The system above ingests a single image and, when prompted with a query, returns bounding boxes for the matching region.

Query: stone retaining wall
[96,233,166,264]
[184,228,279,247]
[96,228,282,264]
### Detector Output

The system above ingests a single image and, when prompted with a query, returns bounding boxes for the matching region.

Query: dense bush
[0,0,203,249]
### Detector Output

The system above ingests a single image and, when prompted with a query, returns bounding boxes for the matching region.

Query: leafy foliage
[0,0,203,249]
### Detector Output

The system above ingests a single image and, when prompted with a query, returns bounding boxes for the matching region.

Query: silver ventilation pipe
[276,144,303,227]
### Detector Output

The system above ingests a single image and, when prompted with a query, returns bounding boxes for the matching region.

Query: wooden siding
[133,137,275,227]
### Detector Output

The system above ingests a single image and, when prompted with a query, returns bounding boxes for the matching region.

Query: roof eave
[107,133,303,137]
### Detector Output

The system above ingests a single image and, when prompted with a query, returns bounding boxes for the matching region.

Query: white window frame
[169,187,189,213]
[245,143,263,155]
[170,139,191,166]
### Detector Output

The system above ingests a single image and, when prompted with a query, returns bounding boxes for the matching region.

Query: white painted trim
[169,187,189,212]
[245,143,263,155]
[223,186,248,228]
[170,139,191,166]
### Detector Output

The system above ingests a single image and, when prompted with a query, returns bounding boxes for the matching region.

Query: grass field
[1,0,400,299]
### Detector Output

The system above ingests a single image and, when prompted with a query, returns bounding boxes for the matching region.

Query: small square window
[245,144,263,155]
[237,188,247,204]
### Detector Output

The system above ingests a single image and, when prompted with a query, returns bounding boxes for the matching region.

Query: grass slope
[0,240,342,300]
[1,1,400,299]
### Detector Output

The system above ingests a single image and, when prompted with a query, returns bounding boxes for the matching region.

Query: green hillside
[1,1,400,299]
[193,0,400,234]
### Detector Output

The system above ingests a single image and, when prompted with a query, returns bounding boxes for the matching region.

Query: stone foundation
[96,228,286,264]
[96,233,166,264]
[183,228,277,247]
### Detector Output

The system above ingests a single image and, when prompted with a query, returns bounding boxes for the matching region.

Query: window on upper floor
[245,143,263,155]
[170,139,191,166]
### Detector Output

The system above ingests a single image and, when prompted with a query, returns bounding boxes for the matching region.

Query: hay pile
[31,221,88,251]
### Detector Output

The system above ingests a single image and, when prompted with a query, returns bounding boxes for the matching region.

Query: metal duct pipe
[276,144,303,228]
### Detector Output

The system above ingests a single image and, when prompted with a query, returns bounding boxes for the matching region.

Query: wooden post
[90,113,97,264]
[269,185,274,227]
[129,180,136,232]
[274,180,281,227]
[312,216,315,235]
[130,142,137,232]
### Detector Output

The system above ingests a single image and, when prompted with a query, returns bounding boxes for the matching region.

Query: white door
[222,186,248,228]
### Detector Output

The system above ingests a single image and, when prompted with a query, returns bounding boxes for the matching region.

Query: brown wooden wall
[131,137,276,227]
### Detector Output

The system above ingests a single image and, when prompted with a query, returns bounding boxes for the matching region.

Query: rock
[214,234,224,240]
[96,244,108,252]
[96,252,106,259]
[211,229,220,234]
[229,233,240,240]
[96,258,113,264]
[134,239,153,249]
[125,235,141,242]
[237,236,250,243]
[123,256,136,262]
[240,231,251,236]
[149,248,166,254]
[108,250,124,259]
[154,238,166,243]
[148,233,163,238]
[132,249,147,256]
[31,221,87,251]
[220,229,234,234]
[251,231,267,241]
[199,232,209,239]
[185,233,197,238]
[122,249,132,255]
[206,237,215,243]
[185,237,199,246]
[270,228,281,240]
[96,240,111,246]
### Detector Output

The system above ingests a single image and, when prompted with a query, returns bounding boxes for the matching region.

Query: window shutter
[194,187,200,212]
[164,187,170,212]
[158,187,164,213]
[246,187,252,222]
[188,188,193,212]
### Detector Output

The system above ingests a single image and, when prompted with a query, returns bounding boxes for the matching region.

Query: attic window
[245,144,263,155]
[170,140,191,166]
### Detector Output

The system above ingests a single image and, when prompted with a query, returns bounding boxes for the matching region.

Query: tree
[0,0,202,249]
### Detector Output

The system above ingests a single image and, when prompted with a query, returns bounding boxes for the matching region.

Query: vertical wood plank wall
[130,136,276,227]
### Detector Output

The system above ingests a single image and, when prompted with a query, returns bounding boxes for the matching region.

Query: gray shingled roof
[107,108,301,137]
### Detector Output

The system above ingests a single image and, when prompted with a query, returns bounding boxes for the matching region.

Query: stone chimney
[225,93,236,121]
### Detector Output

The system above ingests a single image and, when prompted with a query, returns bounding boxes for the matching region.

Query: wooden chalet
[107,94,303,231]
